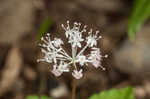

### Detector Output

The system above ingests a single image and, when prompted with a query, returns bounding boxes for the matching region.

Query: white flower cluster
[37,21,107,79]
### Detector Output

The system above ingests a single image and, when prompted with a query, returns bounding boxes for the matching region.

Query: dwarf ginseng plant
[37,21,107,99]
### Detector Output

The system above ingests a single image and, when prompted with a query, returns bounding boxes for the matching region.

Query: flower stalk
[72,78,76,99]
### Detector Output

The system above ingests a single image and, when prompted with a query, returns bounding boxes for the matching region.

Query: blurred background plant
[128,0,150,40]
[38,18,53,40]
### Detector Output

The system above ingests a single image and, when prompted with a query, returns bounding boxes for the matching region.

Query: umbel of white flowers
[37,21,108,79]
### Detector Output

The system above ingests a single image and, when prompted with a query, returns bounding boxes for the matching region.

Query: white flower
[52,38,63,47]
[72,69,83,79]
[51,65,63,77]
[88,48,101,67]
[76,55,87,66]
[58,61,69,72]
[88,48,107,70]
[86,30,101,47]
[68,34,83,48]
[38,21,107,79]
[62,21,85,48]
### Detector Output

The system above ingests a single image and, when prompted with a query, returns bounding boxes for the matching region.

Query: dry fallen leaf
[0,45,23,96]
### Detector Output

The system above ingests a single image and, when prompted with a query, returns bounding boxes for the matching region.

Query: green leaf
[26,95,52,99]
[89,86,134,99]
[40,95,52,99]
[38,18,53,40]
[128,0,150,41]
[26,95,39,99]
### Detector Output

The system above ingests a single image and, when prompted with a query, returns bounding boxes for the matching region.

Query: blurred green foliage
[128,0,150,40]
[89,86,134,99]
[26,95,52,99]
[38,18,53,40]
